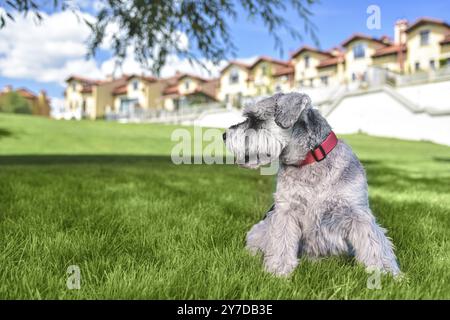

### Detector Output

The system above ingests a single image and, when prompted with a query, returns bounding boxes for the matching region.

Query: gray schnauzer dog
[224,92,400,277]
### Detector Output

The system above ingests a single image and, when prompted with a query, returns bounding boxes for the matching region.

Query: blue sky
[0,0,449,105]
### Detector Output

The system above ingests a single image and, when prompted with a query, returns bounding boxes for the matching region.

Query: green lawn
[0,114,449,299]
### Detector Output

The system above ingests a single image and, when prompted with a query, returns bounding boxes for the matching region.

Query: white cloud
[0,10,101,84]
[99,46,227,79]
[0,8,234,91]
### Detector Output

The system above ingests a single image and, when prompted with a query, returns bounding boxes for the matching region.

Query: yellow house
[161,73,219,111]
[65,74,166,119]
[404,18,450,73]
[111,75,165,114]
[65,76,100,119]
[290,46,334,87]
[247,56,292,96]
[272,63,295,93]
[218,61,252,107]
[371,20,408,73]
[440,34,450,65]
[341,34,390,83]
[316,51,346,86]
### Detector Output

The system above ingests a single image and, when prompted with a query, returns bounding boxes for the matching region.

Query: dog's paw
[264,258,299,277]
[245,243,261,256]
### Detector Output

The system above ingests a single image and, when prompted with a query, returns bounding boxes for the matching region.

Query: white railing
[105,102,225,123]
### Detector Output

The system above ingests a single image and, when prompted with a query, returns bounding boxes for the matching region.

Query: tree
[0,92,33,114]
[0,0,318,74]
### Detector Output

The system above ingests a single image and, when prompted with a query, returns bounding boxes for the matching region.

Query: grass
[0,113,449,299]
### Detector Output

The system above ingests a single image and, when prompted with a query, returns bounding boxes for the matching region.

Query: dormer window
[420,30,430,46]
[132,80,139,91]
[353,43,366,59]
[261,64,267,76]
[304,55,310,68]
[229,68,239,84]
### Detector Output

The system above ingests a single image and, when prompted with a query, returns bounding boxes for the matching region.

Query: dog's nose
[222,132,226,142]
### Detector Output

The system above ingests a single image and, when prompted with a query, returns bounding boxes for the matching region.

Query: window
[237,93,242,106]
[352,73,356,81]
[320,76,329,86]
[229,68,239,84]
[299,80,304,87]
[353,43,366,59]
[275,84,282,92]
[420,30,429,46]
[132,80,139,91]
[415,62,420,71]
[304,55,310,68]
[261,64,267,76]
[430,59,435,70]
[184,80,190,90]
[224,94,229,103]
[309,79,314,87]
[72,82,76,91]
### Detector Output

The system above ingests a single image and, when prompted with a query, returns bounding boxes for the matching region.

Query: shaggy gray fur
[224,92,400,277]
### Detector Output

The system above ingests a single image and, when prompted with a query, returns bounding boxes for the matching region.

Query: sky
[0,0,449,109]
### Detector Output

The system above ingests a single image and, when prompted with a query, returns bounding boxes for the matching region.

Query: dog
[223,92,400,277]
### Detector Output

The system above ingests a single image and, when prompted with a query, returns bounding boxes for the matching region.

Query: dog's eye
[247,117,262,128]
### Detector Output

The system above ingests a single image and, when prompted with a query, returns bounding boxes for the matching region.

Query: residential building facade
[65,17,449,115]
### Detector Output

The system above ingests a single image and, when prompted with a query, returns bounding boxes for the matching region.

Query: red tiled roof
[372,44,406,58]
[290,45,333,59]
[406,17,450,33]
[112,84,127,96]
[65,75,101,85]
[341,33,387,47]
[162,84,179,96]
[220,61,251,74]
[273,64,294,77]
[15,88,37,99]
[249,56,290,69]
[440,34,450,45]
[317,55,344,68]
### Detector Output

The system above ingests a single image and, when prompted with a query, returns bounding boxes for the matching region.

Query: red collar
[299,131,338,166]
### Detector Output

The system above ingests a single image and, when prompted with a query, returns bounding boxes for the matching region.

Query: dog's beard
[226,128,283,169]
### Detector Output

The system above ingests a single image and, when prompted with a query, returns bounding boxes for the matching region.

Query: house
[290,46,335,87]
[246,56,293,96]
[341,33,391,84]
[161,73,219,111]
[63,16,450,114]
[0,85,50,116]
[65,76,102,119]
[218,57,294,107]
[111,75,166,114]
[218,61,252,107]
[65,74,167,119]
[404,17,450,73]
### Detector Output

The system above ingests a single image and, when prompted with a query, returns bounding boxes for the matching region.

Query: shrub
[0,92,33,114]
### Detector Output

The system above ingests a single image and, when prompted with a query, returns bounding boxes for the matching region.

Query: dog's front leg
[263,207,302,277]
[347,211,400,276]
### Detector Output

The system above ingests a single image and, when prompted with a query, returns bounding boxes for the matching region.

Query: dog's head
[224,92,329,168]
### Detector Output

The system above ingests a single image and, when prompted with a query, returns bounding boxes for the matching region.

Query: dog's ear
[274,93,312,129]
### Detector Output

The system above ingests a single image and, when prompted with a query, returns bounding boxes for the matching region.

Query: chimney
[394,19,408,45]
[329,47,342,57]
[380,35,391,45]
